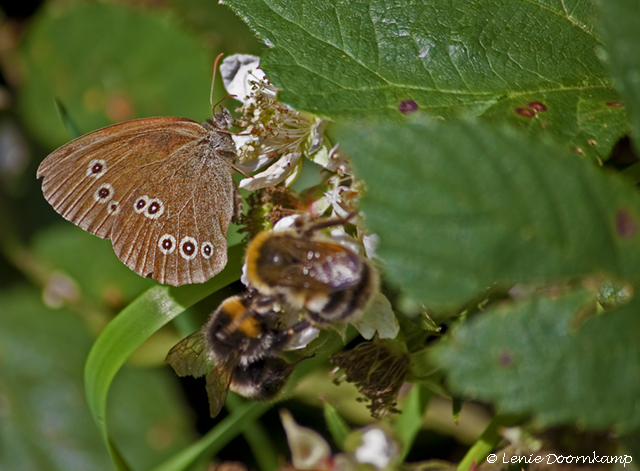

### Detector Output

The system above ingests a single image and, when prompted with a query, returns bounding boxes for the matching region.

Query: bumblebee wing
[165,331,210,378]
[279,238,363,289]
[205,365,233,418]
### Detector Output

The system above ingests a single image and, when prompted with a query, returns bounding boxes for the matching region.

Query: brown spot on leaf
[398,100,419,115]
[606,102,623,107]
[528,101,547,112]
[498,350,513,367]
[515,107,536,118]
[616,209,637,238]
[588,139,597,146]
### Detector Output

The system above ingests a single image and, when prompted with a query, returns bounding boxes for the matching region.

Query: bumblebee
[244,217,379,324]
[166,290,309,417]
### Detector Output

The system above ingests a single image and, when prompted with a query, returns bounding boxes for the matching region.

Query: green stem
[151,401,271,471]
[456,415,524,471]
[226,394,280,471]
[395,384,433,461]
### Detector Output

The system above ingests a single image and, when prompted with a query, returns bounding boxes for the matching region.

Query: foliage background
[1,0,640,470]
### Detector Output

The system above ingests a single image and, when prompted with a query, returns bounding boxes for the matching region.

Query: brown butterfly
[37,109,242,286]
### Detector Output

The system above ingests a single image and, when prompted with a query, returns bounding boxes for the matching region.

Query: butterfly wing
[37,117,240,285]
[109,136,238,285]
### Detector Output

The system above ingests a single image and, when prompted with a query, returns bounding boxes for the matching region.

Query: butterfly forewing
[39,118,204,219]
[37,116,240,286]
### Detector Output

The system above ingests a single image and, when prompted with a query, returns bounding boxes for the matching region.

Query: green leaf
[335,120,640,310]
[0,286,107,471]
[224,0,628,161]
[109,368,197,470]
[456,414,524,471]
[0,286,194,471]
[84,244,243,469]
[432,289,640,430]
[151,401,270,471]
[394,385,432,461]
[226,394,279,471]
[18,1,212,149]
[323,402,351,449]
[153,356,341,471]
[33,224,155,310]
[598,0,640,149]
[168,0,264,55]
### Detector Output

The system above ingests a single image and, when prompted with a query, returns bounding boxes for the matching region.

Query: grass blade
[84,244,243,468]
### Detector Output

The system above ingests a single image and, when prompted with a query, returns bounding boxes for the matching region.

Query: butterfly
[37,109,242,286]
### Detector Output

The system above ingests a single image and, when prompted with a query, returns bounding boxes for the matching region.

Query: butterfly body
[38,113,242,286]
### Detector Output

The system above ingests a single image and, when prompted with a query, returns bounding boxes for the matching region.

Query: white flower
[280,409,332,470]
[272,214,299,230]
[219,54,274,103]
[352,292,399,340]
[362,233,379,259]
[238,152,302,190]
[353,427,399,470]
[287,324,321,350]
[220,54,325,190]
[309,143,352,175]
[329,226,363,255]
[324,175,361,221]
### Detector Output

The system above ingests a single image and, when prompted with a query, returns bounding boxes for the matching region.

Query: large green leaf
[598,0,640,149]
[18,1,212,149]
[432,289,640,430]
[32,224,155,310]
[168,0,264,55]
[0,286,193,471]
[335,120,640,310]
[224,0,628,161]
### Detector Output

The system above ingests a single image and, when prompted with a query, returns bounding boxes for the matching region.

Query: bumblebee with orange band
[166,217,378,417]
[244,216,379,324]
[166,290,309,418]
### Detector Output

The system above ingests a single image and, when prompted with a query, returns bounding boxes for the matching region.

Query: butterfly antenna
[210,52,225,114]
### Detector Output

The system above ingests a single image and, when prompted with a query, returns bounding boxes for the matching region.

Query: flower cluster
[222,54,397,344]
[220,55,328,190]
